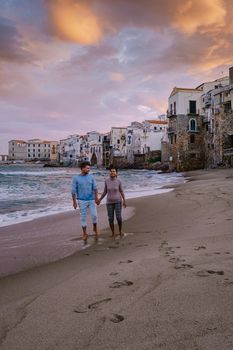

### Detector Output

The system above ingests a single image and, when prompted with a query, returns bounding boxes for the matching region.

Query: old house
[201,68,233,167]
[8,140,27,160]
[167,87,205,171]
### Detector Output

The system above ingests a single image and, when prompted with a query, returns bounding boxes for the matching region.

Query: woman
[98,167,126,238]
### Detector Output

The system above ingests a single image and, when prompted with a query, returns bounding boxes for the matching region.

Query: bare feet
[83,235,88,244]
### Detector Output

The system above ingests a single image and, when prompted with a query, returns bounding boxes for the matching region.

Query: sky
[0,0,233,153]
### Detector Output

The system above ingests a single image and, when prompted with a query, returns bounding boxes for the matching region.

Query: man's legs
[115,202,123,236]
[106,203,115,238]
[90,200,99,241]
[79,200,88,244]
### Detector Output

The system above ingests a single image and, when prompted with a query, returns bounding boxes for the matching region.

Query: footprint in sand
[109,272,119,276]
[223,279,233,286]
[109,280,133,288]
[119,260,133,264]
[88,298,112,310]
[168,257,186,264]
[174,263,193,269]
[136,244,148,248]
[110,314,124,323]
[194,246,206,251]
[196,270,224,277]
[74,298,112,314]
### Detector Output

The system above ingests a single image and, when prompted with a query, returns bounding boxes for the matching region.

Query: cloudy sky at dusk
[0,0,233,153]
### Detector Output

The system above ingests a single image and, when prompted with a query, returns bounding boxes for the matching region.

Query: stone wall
[169,114,205,171]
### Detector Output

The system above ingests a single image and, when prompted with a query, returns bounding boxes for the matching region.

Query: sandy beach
[1,168,233,350]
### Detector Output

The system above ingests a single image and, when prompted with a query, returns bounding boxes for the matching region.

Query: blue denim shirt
[71,173,97,200]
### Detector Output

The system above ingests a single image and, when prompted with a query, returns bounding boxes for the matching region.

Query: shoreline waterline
[0,165,185,227]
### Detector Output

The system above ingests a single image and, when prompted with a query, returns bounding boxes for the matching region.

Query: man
[71,161,99,244]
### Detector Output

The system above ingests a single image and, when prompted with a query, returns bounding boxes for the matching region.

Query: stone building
[201,68,233,167]
[167,87,205,171]
[8,140,27,160]
[27,139,58,162]
[0,155,8,162]
[102,133,111,168]
[110,127,127,157]
[87,131,103,167]
[8,139,58,162]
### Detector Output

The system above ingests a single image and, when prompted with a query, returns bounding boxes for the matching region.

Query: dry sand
[0,168,233,350]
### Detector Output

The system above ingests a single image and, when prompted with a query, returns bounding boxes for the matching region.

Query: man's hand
[73,201,78,209]
[123,200,127,208]
[95,198,100,205]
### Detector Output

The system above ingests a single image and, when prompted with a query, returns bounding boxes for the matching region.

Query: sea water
[0,164,185,227]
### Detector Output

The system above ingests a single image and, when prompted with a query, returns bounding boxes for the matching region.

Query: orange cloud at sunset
[46,0,103,44]
[108,72,125,82]
[172,0,226,34]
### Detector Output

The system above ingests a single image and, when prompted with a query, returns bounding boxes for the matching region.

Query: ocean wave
[0,170,67,176]
[0,187,174,227]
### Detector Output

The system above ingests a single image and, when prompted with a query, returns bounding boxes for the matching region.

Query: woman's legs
[106,203,115,238]
[115,202,123,236]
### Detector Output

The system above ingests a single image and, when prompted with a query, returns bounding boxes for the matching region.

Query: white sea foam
[0,170,67,176]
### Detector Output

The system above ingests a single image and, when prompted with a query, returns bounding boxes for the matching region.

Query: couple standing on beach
[71,161,126,244]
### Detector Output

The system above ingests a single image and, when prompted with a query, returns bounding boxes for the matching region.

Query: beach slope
[1,168,233,350]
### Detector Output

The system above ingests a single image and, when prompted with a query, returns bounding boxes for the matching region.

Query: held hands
[96,198,101,205]
[73,201,78,209]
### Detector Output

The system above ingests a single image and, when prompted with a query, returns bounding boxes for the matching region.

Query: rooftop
[170,87,202,97]
[145,120,168,125]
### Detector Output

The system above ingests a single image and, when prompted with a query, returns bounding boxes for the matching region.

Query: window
[190,134,195,143]
[174,101,176,114]
[189,100,196,114]
[190,119,196,131]
[170,104,173,114]
[154,126,157,130]
[170,135,173,144]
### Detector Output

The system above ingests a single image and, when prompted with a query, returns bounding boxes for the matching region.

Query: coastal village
[2,66,233,172]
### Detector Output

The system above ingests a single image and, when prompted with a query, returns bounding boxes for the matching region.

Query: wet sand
[1,168,233,349]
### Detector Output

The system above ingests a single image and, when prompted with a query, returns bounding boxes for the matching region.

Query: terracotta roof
[145,120,168,125]
[9,139,27,143]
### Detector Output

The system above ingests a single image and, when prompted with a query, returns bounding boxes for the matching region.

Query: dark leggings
[106,202,122,225]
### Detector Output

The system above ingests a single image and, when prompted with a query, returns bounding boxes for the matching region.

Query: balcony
[203,95,212,107]
[167,127,176,134]
[187,108,200,116]
[187,127,200,133]
[223,148,233,156]
[202,115,209,123]
[167,111,177,118]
